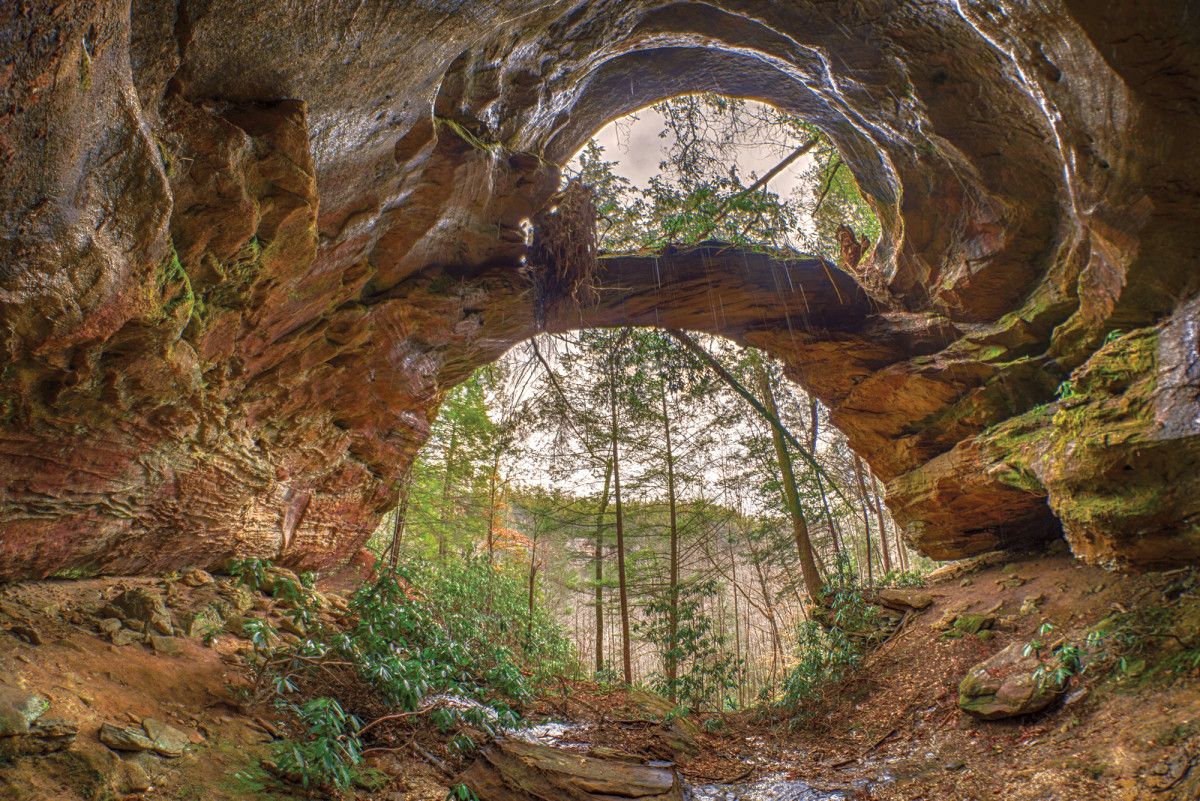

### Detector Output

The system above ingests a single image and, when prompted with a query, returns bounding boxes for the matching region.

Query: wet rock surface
[1,1,1198,577]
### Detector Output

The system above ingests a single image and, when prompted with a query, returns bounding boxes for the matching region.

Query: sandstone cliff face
[1,1,1197,578]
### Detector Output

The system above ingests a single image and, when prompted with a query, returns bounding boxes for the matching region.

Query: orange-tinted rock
[1,2,1198,577]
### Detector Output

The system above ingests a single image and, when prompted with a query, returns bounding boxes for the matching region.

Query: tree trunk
[852,453,876,583]
[388,468,411,570]
[809,399,843,557]
[527,531,539,646]
[869,471,894,574]
[660,384,680,701]
[609,350,633,685]
[593,461,613,676]
[750,353,823,602]
[438,418,459,563]
[486,447,502,565]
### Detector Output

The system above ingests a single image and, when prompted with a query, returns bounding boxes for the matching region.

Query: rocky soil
[0,552,1195,800]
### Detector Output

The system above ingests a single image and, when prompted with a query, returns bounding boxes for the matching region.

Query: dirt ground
[0,550,1196,800]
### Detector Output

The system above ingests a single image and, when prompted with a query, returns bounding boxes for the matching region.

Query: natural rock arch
[1,1,1197,580]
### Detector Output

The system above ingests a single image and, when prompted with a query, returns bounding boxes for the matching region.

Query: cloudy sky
[574,101,816,201]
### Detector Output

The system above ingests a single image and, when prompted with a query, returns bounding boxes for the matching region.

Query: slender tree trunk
[388,468,412,569]
[486,447,502,565]
[809,398,843,557]
[609,350,633,685]
[660,385,681,700]
[852,454,876,582]
[729,540,744,708]
[751,353,823,602]
[748,549,782,693]
[527,531,539,645]
[593,461,613,676]
[438,419,459,563]
[869,471,894,574]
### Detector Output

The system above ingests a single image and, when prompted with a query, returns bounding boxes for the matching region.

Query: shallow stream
[514,721,847,801]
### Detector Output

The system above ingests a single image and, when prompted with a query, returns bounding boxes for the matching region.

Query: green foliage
[1025,624,1083,689]
[874,568,927,588]
[340,556,575,719]
[780,559,879,713]
[636,578,743,713]
[568,93,878,259]
[233,555,574,791]
[270,697,362,790]
[448,784,481,801]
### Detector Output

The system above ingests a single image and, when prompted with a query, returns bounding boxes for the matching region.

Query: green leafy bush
[780,558,879,714]
[271,697,362,790]
[232,556,576,791]
[636,578,744,713]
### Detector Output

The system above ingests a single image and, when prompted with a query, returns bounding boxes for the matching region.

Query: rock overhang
[1,0,1197,579]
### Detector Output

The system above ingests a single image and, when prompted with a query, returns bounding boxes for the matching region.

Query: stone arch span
[1,1,1198,580]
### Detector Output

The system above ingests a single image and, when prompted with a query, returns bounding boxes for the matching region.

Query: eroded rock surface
[959,642,1066,720]
[459,738,685,801]
[1,1,1198,577]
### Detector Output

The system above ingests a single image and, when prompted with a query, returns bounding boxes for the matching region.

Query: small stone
[124,619,146,633]
[959,577,973,587]
[122,760,152,792]
[1019,594,1044,616]
[98,618,123,635]
[99,722,155,752]
[149,635,180,656]
[110,629,141,647]
[944,759,966,771]
[142,718,190,757]
[180,568,214,588]
[7,623,43,645]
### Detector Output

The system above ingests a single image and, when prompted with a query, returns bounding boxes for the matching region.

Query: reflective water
[516,720,846,800]
[687,775,846,801]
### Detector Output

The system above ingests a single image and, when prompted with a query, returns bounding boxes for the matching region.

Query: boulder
[110,629,143,647]
[105,589,174,635]
[458,739,685,801]
[943,614,995,638]
[216,584,257,614]
[0,718,78,759]
[616,690,700,759]
[876,588,934,611]
[0,686,49,737]
[259,566,303,596]
[142,718,190,757]
[149,635,180,656]
[179,606,223,638]
[959,643,1066,720]
[99,723,154,752]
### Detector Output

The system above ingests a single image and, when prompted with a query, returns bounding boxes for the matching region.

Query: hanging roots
[525,179,599,328]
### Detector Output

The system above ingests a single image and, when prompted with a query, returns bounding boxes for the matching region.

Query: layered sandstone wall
[0,1,1197,578]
